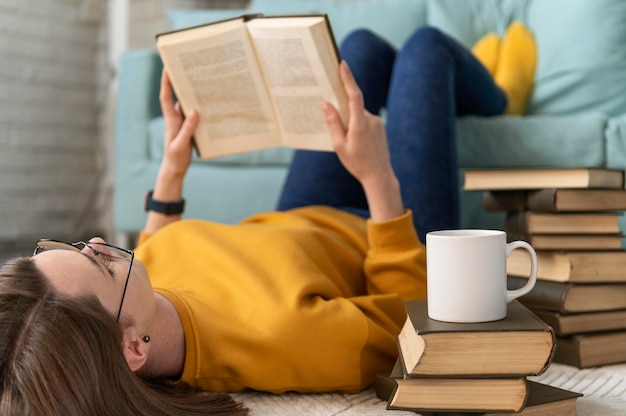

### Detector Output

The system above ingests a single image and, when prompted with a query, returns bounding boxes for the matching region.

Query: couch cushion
[427,0,626,118]
[251,0,426,48]
[148,117,294,166]
[526,0,626,117]
[456,113,608,168]
[167,8,253,30]
[426,0,525,48]
[169,0,427,49]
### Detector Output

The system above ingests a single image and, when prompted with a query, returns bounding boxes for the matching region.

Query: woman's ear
[122,327,149,372]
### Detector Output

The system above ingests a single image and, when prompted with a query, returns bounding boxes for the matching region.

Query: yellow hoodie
[135,206,426,394]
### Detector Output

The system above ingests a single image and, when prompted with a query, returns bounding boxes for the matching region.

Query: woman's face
[31,237,155,323]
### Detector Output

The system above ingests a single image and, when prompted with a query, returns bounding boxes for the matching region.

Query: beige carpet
[232,363,626,415]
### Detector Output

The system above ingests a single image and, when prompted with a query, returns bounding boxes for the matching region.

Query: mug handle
[505,240,538,303]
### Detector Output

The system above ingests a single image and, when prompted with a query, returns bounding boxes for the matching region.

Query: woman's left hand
[322,61,405,222]
[322,61,393,188]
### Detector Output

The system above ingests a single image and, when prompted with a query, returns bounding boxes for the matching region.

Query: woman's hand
[143,70,200,235]
[322,61,405,222]
[159,69,199,180]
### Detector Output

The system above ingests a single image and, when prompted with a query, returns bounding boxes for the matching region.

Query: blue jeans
[277,27,506,242]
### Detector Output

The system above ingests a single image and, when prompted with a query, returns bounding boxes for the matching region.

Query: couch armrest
[115,49,163,166]
[114,49,163,233]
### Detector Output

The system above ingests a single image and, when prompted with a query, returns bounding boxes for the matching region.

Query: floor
[0,241,35,264]
[232,362,626,415]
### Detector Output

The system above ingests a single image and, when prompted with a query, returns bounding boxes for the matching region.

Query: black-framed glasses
[33,239,134,322]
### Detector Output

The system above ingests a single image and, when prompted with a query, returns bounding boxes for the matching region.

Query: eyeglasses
[33,239,134,322]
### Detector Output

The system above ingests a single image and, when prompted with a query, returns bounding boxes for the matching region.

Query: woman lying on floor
[0,24,534,416]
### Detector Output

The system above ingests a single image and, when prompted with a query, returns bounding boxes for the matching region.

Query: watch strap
[144,190,185,215]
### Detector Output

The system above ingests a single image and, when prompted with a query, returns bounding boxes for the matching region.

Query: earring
[142,335,151,343]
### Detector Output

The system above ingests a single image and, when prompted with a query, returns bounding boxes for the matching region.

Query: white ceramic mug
[426,229,537,323]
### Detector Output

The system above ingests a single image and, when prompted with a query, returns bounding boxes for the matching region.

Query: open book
[156,14,348,160]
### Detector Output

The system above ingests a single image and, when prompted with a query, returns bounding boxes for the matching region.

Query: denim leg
[339,29,396,115]
[277,27,507,238]
[275,149,369,213]
[386,27,506,242]
[276,29,396,213]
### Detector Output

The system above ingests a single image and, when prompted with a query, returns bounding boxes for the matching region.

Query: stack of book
[374,299,582,415]
[464,167,626,368]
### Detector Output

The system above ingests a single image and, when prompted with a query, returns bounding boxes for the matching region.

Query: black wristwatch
[144,190,185,215]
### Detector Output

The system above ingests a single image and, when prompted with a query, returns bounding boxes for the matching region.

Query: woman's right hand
[159,69,199,180]
[142,70,200,235]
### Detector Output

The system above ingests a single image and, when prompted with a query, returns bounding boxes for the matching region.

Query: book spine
[483,189,559,212]
[508,277,569,313]
[552,336,583,368]
[526,188,558,212]
[373,372,395,402]
[482,190,528,212]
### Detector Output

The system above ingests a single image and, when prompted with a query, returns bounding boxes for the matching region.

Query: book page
[246,16,349,151]
[157,19,282,159]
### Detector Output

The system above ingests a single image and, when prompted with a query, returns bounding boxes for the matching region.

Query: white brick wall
[0,0,105,246]
[0,0,249,259]
[129,0,248,49]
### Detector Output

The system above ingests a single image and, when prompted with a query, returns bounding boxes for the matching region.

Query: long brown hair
[0,257,248,416]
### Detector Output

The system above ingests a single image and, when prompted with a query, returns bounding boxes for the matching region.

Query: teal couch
[115,0,626,237]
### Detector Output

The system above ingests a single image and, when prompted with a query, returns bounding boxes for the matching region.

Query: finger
[321,101,346,149]
[339,61,365,127]
[174,110,199,145]
[159,69,177,118]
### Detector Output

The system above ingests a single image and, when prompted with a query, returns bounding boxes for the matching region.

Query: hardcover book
[505,211,626,234]
[483,188,626,212]
[397,300,555,377]
[533,309,626,336]
[388,377,528,413]
[553,330,626,368]
[463,167,624,191]
[374,367,582,415]
[507,232,626,250]
[509,277,626,313]
[156,14,348,159]
[374,361,582,414]
[507,249,626,283]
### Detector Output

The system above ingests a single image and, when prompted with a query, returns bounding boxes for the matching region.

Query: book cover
[507,249,626,283]
[397,300,555,377]
[506,211,626,234]
[463,167,624,191]
[533,309,626,336]
[374,367,581,415]
[554,330,626,368]
[483,188,626,212]
[509,277,626,313]
[156,14,348,160]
